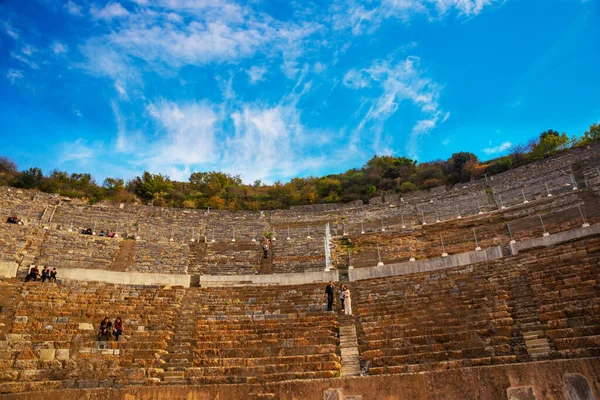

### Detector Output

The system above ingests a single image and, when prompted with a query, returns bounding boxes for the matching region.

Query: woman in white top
[344,286,352,315]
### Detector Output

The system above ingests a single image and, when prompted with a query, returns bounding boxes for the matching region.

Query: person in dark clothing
[98,317,112,340]
[49,268,57,282]
[7,216,22,224]
[25,266,40,282]
[325,281,335,311]
[40,266,49,283]
[262,241,269,259]
[112,317,123,341]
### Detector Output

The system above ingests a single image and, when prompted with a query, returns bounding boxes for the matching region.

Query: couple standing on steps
[325,282,352,315]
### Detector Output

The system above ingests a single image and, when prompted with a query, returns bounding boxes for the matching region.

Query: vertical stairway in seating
[18,228,47,277]
[338,314,361,376]
[508,272,552,359]
[160,289,200,384]
[0,281,23,339]
[109,239,135,271]
[259,242,273,274]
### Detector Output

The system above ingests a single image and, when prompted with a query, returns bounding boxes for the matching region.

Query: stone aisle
[338,314,360,377]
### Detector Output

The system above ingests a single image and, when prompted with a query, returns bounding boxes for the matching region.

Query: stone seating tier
[336,191,599,268]
[35,230,122,271]
[0,224,44,265]
[131,240,189,274]
[353,235,600,375]
[271,239,326,274]
[0,281,341,393]
[188,242,261,275]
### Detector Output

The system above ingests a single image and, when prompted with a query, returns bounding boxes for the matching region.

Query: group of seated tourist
[98,316,123,341]
[80,228,116,237]
[25,266,57,282]
[6,215,23,225]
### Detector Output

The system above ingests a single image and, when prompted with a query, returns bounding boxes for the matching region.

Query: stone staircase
[259,247,273,274]
[508,272,551,359]
[161,290,200,384]
[18,228,47,274]
[338,314,360,377]
[0,280,22,339]
[109,239,135,271]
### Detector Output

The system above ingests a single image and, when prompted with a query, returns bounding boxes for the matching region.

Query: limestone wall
[2,358,598,399]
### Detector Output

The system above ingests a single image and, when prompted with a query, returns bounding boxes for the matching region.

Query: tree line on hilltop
[1,124,598,210]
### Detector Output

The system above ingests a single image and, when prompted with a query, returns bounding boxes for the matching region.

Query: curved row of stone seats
[130,240,189,274]
[35,230,122,271]
[0,280,185,393]
[50,202,138,236]
[354,262,515,375]
[487,146,599,193]
[336,191,599,268]
[519,237,600,358]
[0,224,43,266]
[353,234,600,376]
[271,238,326,274]
[188,242,261,276]
[0,188,60,226]
[161,284,341,385]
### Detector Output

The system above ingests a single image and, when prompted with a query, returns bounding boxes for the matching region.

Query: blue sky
[1,0,599,184]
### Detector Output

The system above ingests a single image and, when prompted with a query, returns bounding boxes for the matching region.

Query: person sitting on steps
[113,317,123,341]
[7,216,23,224]
[25,266,40,282]
[98,317,112,340]
[49,267,57,283]
[40,266,49,283]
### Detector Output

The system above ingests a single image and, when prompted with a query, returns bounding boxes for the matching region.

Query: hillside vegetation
[1,124,598,210]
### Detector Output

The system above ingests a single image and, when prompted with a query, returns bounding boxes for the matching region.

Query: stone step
[527,347,551,356]
[525,338,550,348]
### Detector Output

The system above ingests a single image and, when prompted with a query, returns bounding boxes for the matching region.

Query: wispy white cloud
[10,52,39,70]
[74,109,83,117]
[64,0,84,16]
[60,139,95,163]
[5,69,24,85]
[482,141,512,155]
[247,65,268,84]
[332,0,504,35]
[345,55,446,158]
[51,41,69,55]
[91,2,130,20]
[4,22,19,40]
[145,100,219,172]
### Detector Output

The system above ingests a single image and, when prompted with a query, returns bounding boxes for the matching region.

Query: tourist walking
[325,281,335,311]
[344,286,352,315]
[340,284,346,313]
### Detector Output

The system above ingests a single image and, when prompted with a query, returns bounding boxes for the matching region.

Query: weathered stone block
[563,373,594,400]
[13,316,28,323]
[39,349,56,361]
[78,323,94,331]
[55,349,70,361]
[324,388,344,400]
[507,386,536,400]
[78,379,99,389]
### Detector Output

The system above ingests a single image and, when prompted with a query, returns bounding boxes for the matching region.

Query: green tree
[529,131,570,160]
[128,172,173,200]
[577,123,600,146]
[16,167,44,189]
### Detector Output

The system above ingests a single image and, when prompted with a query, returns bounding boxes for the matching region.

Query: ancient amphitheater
[0,143,599,399]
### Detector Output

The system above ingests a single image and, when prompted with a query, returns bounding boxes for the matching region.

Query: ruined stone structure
[0,143,599,399]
